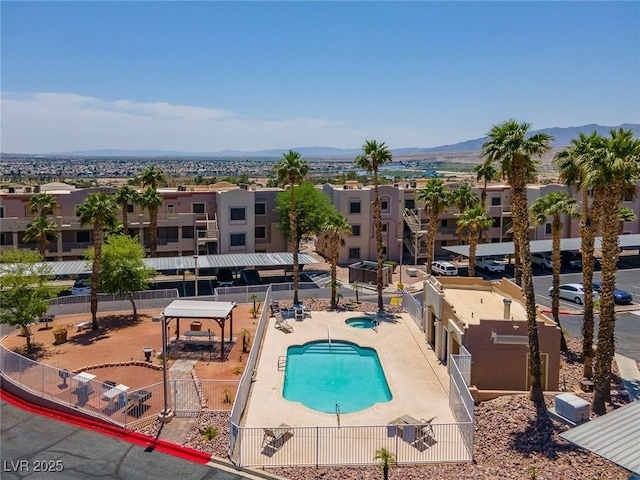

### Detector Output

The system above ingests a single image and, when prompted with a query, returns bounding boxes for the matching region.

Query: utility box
[555,393,590,423]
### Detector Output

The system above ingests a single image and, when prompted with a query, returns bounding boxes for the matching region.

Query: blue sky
[2,1,639,153]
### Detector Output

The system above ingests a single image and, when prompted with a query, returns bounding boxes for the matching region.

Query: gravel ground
[136,308,632,479]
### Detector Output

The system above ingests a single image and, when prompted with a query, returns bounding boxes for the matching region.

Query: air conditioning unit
[555,393,589,423]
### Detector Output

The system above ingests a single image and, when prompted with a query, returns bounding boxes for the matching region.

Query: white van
[431,261,458,276]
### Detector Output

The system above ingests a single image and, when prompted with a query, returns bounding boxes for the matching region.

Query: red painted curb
[0,388,212,464]
[540,309,579,315]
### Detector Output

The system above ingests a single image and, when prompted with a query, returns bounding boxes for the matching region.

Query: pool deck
[243,310,454,428]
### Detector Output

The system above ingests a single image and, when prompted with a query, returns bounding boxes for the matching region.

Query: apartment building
[0,182,286,260]
[2,179,638,263]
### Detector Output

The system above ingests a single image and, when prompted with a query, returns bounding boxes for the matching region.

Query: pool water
[345,317,377,329]
[283,340,392,413]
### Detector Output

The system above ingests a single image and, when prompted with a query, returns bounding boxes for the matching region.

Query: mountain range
[64,123,640,158]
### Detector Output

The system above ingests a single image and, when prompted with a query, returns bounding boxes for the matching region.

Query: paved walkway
[156,359,200,445]
[615,353,640,401]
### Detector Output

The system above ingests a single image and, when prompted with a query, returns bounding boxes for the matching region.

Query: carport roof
[560,401,640,475]
[162,299,236,319]
[442,234,640,258]
[1,252,319,277]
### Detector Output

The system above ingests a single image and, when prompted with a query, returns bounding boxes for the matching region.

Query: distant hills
[62,123,640,158]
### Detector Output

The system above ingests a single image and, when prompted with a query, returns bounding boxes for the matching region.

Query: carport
[441,234,640,259]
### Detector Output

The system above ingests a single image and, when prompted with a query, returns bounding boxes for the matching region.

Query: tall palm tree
[138,187,163,257]
[417,179,452,275]
[139,165,166,189]
[355,140,393,312]
[28,192,59,218]
[321,213,352,309]
[585,129,640,415]
[531,191,579,353]
[456,206,493,277]
[555,132,601,378]
[23,216,58,257]
[474,160,497,208]
[114,185,139,236]
[76,192,119,330]
[272,150,309,305]
[482,119,553,403]
[452,182,479,213]
[139,166,166,257]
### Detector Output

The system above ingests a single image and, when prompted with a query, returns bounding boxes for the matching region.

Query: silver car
[549,283,598,305]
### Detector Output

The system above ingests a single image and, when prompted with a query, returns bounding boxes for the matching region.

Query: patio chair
[274,312,294,333]
[270,301,281,317]
[261,423,293,449]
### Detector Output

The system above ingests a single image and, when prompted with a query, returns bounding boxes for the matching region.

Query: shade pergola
[161,299,236,360]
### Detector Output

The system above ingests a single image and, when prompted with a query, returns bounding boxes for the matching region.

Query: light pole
[398,237,403,287]
[193,254,199,297]
[158,314,173,423]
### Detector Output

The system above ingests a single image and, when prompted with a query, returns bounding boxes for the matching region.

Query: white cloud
[1,91,431,153]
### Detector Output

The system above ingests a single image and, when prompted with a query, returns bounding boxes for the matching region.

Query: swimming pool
[283,340,392,413]
[345,317,377,329]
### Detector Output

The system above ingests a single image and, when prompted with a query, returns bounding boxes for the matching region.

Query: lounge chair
[274,312,293,333]
[270,301,281,317]
[261,423,293,449]
[415,417,436,442]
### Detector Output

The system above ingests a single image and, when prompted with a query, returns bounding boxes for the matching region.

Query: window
[167,204,175,215]
[230,233,246,247]
[351,225,361,236]
[192,203,205,214]
[76,231,90,243]
[255,202,266,215]
[381,197,390,212]
[545,223,552,234]
[182,226,194,239]
[405,199,415,210]
[230,207,246,221]
[492,217,500,226]
[491,197,501,206]
[382,245,387,255]
[0,206,4,218]
[127,204,134,213]
[441,219,448,228]
[255,226,266,239]
[349,202,361,214]
[348,247,360,259]
[381,222,388,233]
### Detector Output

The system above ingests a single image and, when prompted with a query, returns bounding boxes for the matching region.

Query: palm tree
[482,119,553,403]
[272,150,309,305]
[585,129,640,415]
[456,206,493,277]
[555,132,601,378]
[474,160,497,208]
[76,192,119,330]
[139,166,166,257]
[23,216,58,257]
[114,185,139,236]
[139,165,166,189]
[373,447,396,480]
[618,206,637,234]
[417,179,452,275]
[531,191,579,353]
[354,140,393,313]
[321,213,352,309]
[138,187,163,257]
[28,192,58,218]
[452,182,479,213]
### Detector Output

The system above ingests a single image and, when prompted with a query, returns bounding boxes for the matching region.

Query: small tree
[374,447,396,480]
[240,328,251,353]
[97,235,155,322]
[0,249,59,353]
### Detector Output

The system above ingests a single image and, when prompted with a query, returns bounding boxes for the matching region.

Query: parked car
[531,253,553,270]
[591,282,633,305]
[71,276,91,295]
[431,261,458,276]
[560,251,583,270]
[549,283,598,305]
[216,268,235,287]
[474,257,506,272]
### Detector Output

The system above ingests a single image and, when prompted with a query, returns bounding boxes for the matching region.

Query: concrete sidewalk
[615,353,640,402]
